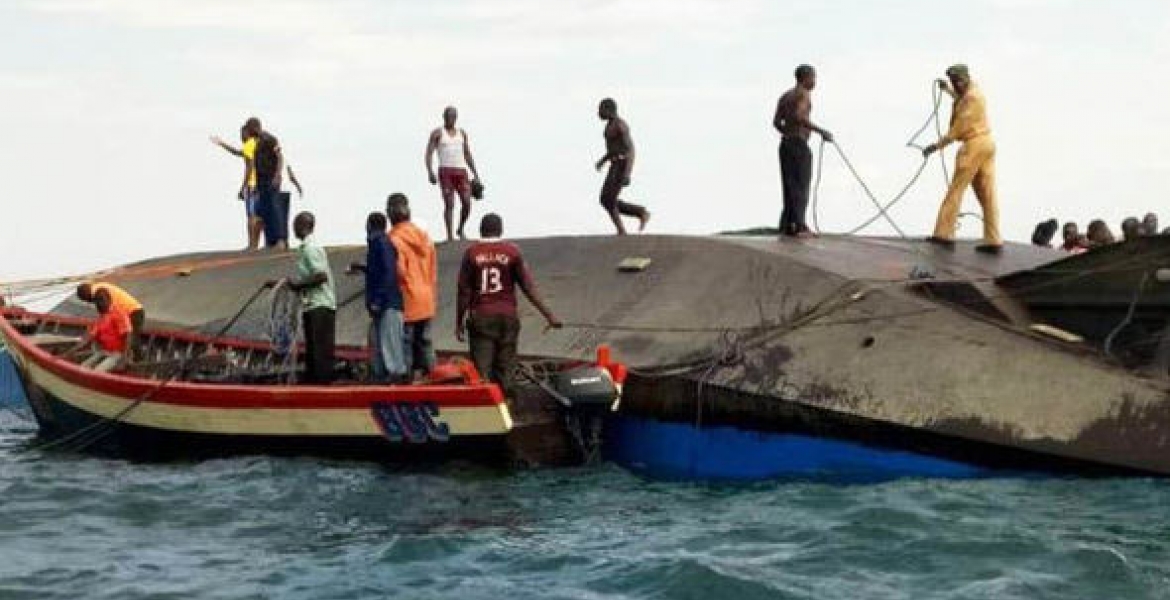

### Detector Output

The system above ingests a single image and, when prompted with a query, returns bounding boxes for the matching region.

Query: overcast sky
[1,0,1168,283]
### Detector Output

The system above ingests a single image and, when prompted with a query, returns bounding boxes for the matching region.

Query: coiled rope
[810,81,953,239]
[267,281,301,384]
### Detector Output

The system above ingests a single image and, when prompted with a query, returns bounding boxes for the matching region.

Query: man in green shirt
[272,211,337,384]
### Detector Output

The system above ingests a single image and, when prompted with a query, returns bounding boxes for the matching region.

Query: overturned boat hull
[28,233,1170,478]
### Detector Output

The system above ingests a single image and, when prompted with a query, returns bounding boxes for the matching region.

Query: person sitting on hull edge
[1086,219,1115,247]
[1060,221,1089,254]
[456,213,561,398]
[269,211,337,384]
[1031,219,1058,247]
[348,212,408,384]
[923,64,1002,254]
[1121,217,1143,242]
[1142,212,1158,236]
[77,281,145,363]
[67,289,131,372]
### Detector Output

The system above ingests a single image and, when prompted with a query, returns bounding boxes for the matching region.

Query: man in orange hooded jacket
[386,193,437,379]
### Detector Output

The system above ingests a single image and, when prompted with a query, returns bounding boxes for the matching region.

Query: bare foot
[638,211,651,233]
[795,230,816,239]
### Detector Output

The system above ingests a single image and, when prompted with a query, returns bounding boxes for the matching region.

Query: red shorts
[438,167,471,197]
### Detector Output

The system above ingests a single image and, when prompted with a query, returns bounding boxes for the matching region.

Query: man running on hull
[210,126,261,250]
[773,64,833,239]
[923,64,1001,253]
[425,106,481,242]
[456,213,561,398]
[244,117,304,249]
[595,98,650,235]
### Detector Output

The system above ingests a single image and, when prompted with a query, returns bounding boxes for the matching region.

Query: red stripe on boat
[0,309,504,409]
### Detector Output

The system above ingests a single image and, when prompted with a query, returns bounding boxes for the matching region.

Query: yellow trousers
[932,134,1000,245]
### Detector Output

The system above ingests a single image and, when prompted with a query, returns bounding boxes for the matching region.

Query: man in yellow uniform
[923,64,1001,253]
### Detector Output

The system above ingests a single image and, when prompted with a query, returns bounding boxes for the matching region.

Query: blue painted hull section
[0,347,28,408]
[607,416,988,483]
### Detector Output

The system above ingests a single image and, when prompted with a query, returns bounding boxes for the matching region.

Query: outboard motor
[550,364,621,463]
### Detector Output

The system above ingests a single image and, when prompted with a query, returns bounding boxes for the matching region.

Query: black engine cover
[551,366,617,409]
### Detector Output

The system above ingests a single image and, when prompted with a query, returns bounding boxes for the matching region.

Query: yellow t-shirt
[90,282,143,317]
[241,137,258,189]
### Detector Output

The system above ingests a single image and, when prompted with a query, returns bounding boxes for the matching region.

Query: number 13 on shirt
[480,266,502,294]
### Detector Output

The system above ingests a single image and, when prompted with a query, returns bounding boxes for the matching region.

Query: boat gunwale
[0,308,505,410]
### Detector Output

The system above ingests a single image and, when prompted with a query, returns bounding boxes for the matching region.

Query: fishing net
[267,283,301,384]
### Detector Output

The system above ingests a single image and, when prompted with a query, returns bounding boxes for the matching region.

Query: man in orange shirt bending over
[68,289,132,372]
[77,281,145,361]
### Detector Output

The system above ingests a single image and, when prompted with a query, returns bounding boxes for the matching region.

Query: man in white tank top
[425,106,481,242]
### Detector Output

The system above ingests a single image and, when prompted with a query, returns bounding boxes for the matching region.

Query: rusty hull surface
[50,234,1170,474]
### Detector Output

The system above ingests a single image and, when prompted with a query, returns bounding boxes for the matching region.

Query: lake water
[2,346,1170,599]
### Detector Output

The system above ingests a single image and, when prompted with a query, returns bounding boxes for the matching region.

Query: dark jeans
[302,307,336,384]
[128,308,145,361]
[600,159,647,218]
[467,314,521,398]
[403,319,435,377]
[779,136,812,235]
[255,182,290,247]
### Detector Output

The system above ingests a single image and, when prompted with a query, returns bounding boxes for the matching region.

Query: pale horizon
[2,0,1168,283]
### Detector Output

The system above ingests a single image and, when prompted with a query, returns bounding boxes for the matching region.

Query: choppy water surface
[2,409,1170,600]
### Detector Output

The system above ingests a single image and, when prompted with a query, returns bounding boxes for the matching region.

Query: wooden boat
[0,308,624,465]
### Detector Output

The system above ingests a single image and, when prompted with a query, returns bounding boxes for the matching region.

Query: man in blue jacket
[350,212,407,383]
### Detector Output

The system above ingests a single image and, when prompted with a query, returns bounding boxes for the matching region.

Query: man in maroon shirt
[456,213,561,397]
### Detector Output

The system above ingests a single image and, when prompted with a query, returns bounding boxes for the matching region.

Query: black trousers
[302,307,336,384]
[467,314,520,399]
[779,136,813,235]
[128,308,145,361]
[600,159,647,218]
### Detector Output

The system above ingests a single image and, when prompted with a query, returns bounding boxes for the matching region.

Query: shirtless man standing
[595,98,650,235]
[425,106,481,242]
[773,64,833,239]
